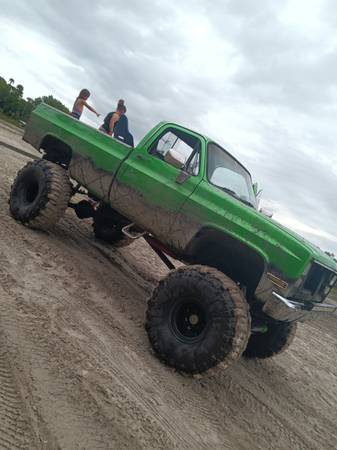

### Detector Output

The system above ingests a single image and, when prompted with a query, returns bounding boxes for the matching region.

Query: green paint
[24,103,337,282]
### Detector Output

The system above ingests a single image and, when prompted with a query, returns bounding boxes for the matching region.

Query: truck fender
[185,227,267,297]
[39,134,73,168]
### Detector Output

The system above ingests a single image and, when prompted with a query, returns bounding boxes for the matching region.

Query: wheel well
[186,228,265,298]
[40,135,72,168]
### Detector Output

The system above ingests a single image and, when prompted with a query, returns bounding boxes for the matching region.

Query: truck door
[111,125,204,245]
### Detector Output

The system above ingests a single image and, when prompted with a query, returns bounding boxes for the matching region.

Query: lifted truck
[9,103,337,374]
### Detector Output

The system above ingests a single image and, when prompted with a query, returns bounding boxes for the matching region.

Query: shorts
[71,111,81,120]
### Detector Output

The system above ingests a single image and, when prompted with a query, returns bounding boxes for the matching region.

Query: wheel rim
[170,300,207,343]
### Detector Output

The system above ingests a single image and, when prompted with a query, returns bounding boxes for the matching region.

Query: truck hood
[267,216,337,273]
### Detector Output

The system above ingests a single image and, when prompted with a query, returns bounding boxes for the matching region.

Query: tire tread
[10,159,71,230]
[146,265,251,374]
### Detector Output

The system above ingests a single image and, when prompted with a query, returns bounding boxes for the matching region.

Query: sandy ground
[0,123,337,450]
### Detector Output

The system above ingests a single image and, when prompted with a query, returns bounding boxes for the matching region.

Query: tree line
[0,76,69,123]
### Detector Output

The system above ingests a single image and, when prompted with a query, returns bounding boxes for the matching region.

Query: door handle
[136,154,145,161]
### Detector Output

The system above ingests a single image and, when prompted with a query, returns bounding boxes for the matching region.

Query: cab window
[149,128,200,175]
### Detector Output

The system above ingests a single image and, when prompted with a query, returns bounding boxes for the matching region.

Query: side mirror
[164,148,185,170]
[259,208,273,218]
[253,182,263,198]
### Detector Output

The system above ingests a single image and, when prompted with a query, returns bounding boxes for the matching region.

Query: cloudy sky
[1,0,337,254]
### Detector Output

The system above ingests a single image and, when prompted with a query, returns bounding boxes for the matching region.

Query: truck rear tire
[9,159,71,230]
[93,204,132,247]
[243,319,297,359]
[145,265,251,374]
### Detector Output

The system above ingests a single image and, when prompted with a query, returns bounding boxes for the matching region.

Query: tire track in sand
[0,339,35,449]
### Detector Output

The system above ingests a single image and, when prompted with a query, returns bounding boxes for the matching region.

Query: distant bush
[0,76,69,123]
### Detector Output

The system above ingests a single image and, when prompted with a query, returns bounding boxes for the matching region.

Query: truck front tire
[9,159,71,230]
[243,319,297,359]
[145,265,251,374]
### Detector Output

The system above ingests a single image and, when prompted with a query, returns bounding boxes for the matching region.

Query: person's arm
[83,100,100,117]
[108,113,119,135]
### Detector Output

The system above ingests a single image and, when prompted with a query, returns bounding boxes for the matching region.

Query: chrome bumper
[262,292,337,322]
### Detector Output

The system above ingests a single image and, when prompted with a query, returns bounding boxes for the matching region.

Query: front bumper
[262,292,337,322]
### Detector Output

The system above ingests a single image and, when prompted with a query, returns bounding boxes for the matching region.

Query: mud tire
[244,319,297,359]
[93,203,132,248]
[9,159,71,230]
[145,265,251,374]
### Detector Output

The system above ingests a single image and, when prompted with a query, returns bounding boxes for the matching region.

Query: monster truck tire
[93,203,132,247]
[9,159,71,230]
[145,265,251,374]
[243,319,297,359]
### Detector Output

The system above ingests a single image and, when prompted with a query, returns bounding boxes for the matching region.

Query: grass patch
[0,112,22,128]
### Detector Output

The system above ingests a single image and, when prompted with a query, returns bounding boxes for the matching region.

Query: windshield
[207,143,257,208]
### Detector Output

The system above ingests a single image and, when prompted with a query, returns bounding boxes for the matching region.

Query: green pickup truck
[9,103,337,374]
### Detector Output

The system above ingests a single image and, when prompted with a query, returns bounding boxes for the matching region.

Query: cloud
[1,0,336,254]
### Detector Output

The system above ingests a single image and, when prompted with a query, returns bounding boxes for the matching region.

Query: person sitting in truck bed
[99,99,125,135]
[113,113,134,147]
[71,89,100,120]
